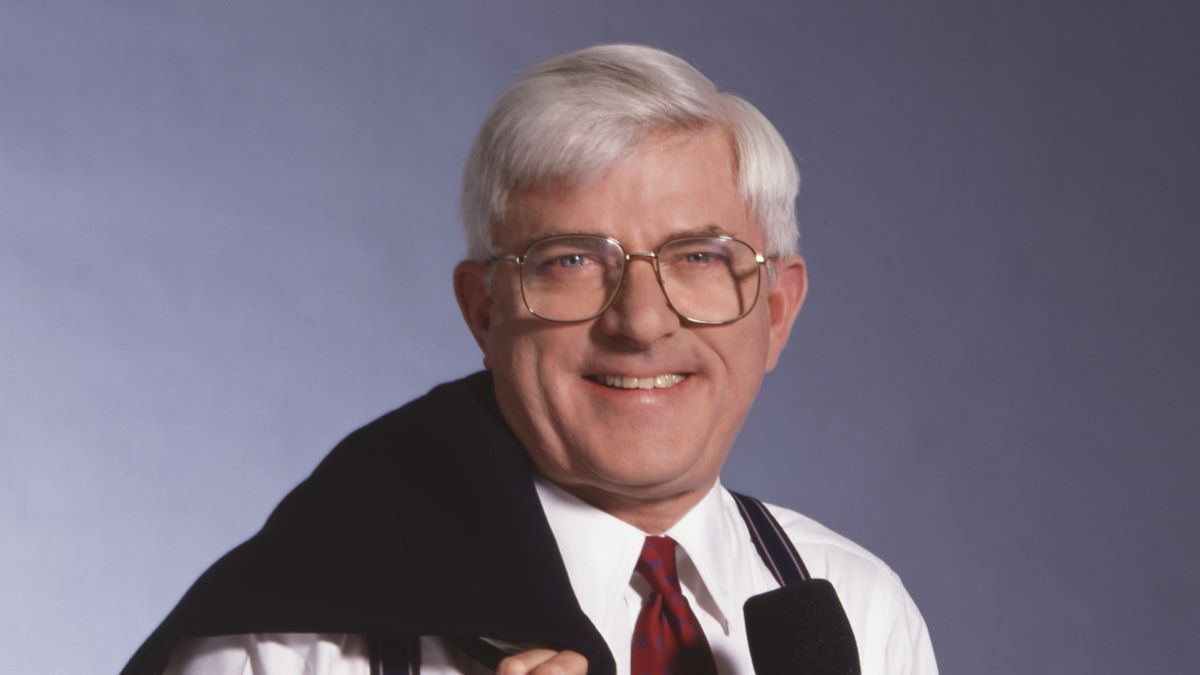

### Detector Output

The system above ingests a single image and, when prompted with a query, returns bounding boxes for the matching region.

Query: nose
[596,253,680,347]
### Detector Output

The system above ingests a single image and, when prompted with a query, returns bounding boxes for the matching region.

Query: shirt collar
[662,479,738,632]
[534,476,738,634]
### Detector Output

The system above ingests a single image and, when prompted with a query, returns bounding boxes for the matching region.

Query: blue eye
[683,251,713,264]
[532,251,600,278]
[557,254,588,268]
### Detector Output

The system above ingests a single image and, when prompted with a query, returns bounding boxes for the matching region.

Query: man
[125,44,937,675]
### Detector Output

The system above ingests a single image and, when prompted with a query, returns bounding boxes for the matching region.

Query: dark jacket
[121,371,616,675]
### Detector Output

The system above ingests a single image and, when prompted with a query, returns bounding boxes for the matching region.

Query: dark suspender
[730,491,811,585]
[371,491,807,673]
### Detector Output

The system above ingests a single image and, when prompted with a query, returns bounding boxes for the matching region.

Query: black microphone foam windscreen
[743,579,862,675]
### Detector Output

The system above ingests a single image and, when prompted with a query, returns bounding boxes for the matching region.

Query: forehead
[497,128,761,251]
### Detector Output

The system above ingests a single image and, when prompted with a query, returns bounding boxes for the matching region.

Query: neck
[555,480,715,534]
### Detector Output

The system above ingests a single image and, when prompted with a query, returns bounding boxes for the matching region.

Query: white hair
[460,44,800,260]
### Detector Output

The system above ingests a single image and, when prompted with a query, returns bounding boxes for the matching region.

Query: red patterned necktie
[631,536,719,675]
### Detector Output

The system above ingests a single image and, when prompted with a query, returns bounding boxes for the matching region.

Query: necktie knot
[630,535,717,675]
[636,536,681,595]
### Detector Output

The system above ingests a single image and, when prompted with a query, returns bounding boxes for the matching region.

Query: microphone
[743,579,861,675]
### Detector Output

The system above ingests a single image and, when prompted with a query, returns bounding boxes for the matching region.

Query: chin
[582,443,712,492]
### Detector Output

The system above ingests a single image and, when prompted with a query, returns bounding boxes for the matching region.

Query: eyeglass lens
[520,235,761,323]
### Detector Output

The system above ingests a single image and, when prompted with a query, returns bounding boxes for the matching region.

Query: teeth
[595,374,686,390]
[654,374,682,388]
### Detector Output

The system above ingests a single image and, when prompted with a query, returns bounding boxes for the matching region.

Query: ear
[454,260,494,367]
[763,255,808,372]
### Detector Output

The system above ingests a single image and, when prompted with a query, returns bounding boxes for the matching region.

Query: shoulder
[745,496,940,674]
[757,498,911,606]
[759,500,899,580]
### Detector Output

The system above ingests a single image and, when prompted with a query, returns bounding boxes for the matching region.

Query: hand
[496,648,587,675]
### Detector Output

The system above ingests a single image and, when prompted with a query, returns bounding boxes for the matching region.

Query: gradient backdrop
[2,1,1196,673]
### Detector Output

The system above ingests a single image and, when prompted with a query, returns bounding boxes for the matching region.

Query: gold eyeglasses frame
[494,233,768,325]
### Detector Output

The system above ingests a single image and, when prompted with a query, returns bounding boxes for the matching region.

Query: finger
[496,649,558,675]
[526,650,587,675]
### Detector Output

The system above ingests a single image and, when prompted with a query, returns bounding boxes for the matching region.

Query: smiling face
[455,127,807,529]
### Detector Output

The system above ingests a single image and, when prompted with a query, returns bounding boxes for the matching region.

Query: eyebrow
[517,224,735,251]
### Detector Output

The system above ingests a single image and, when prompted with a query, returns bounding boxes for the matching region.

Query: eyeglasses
[495,233,767,324]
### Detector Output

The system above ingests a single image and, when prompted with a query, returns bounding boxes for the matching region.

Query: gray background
[2,1,1196,673]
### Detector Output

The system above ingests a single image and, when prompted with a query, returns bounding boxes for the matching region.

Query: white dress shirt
[164,478,937,674]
